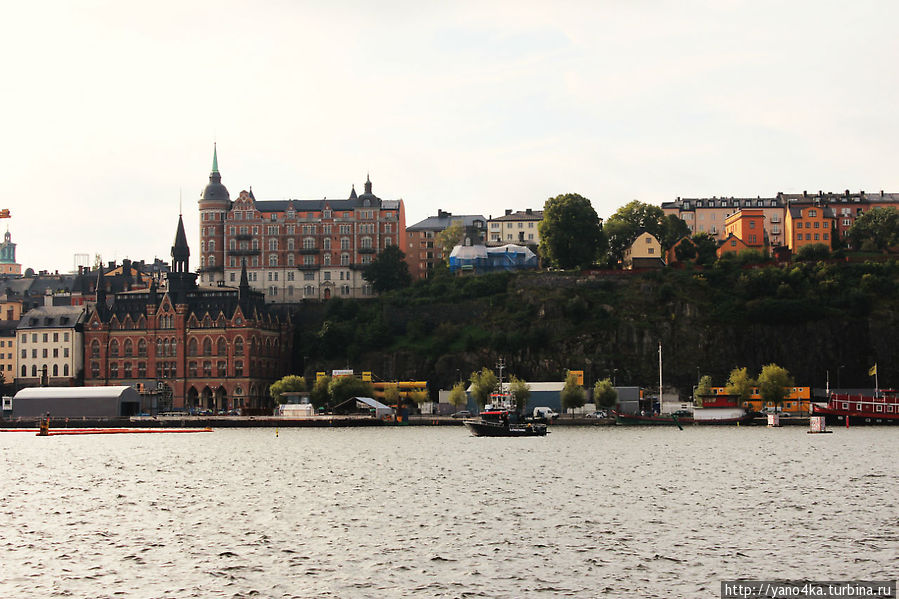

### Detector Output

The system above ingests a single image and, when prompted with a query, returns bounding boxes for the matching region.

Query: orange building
[785,204,836,252]
[717,209,766,257]
[708,385,812,415]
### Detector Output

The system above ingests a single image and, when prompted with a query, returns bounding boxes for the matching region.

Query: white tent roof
[15,386,137,400]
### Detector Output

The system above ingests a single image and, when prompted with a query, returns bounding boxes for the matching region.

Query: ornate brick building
[197,146,407,301]
[84,215,291,412]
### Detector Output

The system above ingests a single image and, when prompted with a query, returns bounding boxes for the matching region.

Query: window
[235,361,243,377]
[91,340,100,358]
[110,339,119,357]
[269,255,278,266]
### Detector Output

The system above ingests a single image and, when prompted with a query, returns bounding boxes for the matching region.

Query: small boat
[463,409,547,437]
[812,391,899,425]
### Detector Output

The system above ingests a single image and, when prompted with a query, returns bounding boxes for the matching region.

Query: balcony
[228,249,260,257]
[234,234,253,240]
[358,247,375,254]
[298,264,319,271]
[299,248,319,254]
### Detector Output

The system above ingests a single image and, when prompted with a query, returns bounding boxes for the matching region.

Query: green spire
[212,143,219,173]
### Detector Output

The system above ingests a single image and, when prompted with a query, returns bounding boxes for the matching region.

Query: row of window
[219,252,376,268]
[795,221,825,229]
[217,209,398,223]
[21,364,70,377]
[20,332,71,344]
[796,233,830,241]
[21,348,70,359]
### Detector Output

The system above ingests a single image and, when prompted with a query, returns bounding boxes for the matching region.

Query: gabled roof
[491,210,543,222]
[407,213,487,232]
[19,305,86,329]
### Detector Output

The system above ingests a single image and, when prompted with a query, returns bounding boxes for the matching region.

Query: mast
[658,341,663,415]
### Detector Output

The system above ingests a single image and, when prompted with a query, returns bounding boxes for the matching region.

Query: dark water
[1,426,896,598]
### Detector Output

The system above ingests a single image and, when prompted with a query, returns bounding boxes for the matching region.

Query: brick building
[84,215,291,412]
[197,147,406,301]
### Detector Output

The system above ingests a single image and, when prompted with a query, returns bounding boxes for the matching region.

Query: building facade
[84,216,292,412]
[197,148,406,301]
[0,230,21,276]
[16,305,86,387]
[487,209,543,247]
[623,232,664,269]
[405,210,487,279]
[786,204,836,252]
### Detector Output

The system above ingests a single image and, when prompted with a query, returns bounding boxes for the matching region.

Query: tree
[382,384,400,406]
[538,193,604,269]
[593,377,618,409]
[509,376,531,413]
[448,382,468,409]
[328,375,375,406]
[757,363,794,411]
[660,214,692,251]
[269,374,307,404]
[362,245,412,293]
[469,367,498,409]
[435,222,465,265]
[560,371,586,413]
[409,389,429,406]
[795,243,831,261]
[725,367,755,403]
[694,375,713,406]
[310,375,331,409]
[847,207,899,252]
[603,201,666,267]
[688,232,718,266]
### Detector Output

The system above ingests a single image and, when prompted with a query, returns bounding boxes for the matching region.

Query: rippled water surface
[1,425,897,598]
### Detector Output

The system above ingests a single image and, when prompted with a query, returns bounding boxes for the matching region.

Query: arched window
[156,338,163,356]
[109,339,119,358]
[22,365,26,377]
[188,338,198,356]
[234,337,244,356]
[203,338,212,356]
[52,364,58,376]
[64,364,69,377]
[124,339,133,357]
[138,339,147,357]
[217,338,227,356]
[91,340,100,359]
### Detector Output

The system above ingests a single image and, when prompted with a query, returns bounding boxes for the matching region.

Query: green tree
[435,222,464,265]
[693,232,719,266]
[328,375,375,406]
[757,364,794,411]
[603,201,666,267]
[362,245,412,293]
[847,207,899,252]
[538,193,604,269]
[560,371,586,413]
[382,384,400,406]
[660,214,692,251]
[593,377,618,408]
[674,238,698,262]
[269,374,307,404]
[448,382,468,409]
[409,389,429,406]
[509,376,531,413]
[795,243,831,261]
[725,367,755,403]
[469,367,498,409]
[694,374,713,406]
[310,375,331,409]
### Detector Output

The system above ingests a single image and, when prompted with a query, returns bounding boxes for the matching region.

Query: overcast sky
[3,1,897,273]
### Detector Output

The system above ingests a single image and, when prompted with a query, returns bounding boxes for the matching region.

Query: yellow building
[623,232,664,269]
[487,209,543,247]
[786,204,835,252]
[709,385,812,415]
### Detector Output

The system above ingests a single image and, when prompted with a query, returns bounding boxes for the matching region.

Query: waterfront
[1,426,896,598]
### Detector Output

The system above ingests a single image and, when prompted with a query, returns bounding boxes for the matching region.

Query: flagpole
[875,363,879,395]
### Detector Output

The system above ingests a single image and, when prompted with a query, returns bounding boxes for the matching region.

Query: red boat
[812,391,899,425]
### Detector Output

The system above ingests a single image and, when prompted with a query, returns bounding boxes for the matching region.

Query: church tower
[198,144,230,285]
[0,230,21,276]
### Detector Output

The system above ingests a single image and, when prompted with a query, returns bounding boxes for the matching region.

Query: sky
[3,0,898,273]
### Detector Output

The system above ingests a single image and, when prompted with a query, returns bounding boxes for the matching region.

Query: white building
[16,305,86,386]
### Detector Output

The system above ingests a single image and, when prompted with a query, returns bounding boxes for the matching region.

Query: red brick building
[84,215,291,412]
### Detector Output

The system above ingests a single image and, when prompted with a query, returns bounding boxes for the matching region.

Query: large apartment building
[487,209,543,247]
[197,148,406,302]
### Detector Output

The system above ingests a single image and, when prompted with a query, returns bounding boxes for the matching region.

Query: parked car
[451,410,471,419]
[587,410,608,418]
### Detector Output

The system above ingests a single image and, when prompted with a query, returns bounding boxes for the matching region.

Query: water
[0,426,896,598]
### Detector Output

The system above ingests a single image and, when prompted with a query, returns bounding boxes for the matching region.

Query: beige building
[487,209,543,247]
[0,322,15,380]
[661,197,786,247]
[623,232,665,269]
[16,305,86,387]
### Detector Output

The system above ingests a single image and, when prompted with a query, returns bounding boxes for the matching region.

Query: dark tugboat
[463,359,548,437]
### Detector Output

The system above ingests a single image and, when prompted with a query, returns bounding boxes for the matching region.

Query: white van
[533,407,559,420]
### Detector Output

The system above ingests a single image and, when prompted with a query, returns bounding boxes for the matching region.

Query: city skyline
[3,1,898,273]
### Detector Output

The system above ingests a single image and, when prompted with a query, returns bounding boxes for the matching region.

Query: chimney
[505,209,512,216]
[803,190,807,198]
[526,208,532,215]
[845,189,850,198]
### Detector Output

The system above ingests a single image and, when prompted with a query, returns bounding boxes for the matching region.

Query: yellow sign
[570,370,584,386]
[362,371,372,382]
[316,371,327,382]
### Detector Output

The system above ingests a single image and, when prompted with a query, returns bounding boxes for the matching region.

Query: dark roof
[408,213,487,232]
[788,205,836,218]
[491,210,543,222]
[18,306,86,330]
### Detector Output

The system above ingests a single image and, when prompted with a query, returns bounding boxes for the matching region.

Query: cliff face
[295,263,899,397]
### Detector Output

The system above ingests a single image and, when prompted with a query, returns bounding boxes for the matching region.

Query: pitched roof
[407,213,487,232]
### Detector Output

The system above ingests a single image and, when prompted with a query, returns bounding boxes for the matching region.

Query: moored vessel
[812,391,899,425]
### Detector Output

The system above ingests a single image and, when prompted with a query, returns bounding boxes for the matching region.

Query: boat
[463,358,547,437]
[811,390,899,425]
[614,410,756,426]
[463,409,547,437]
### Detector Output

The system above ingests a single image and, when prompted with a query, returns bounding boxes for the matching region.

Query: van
[533,407,559,420]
